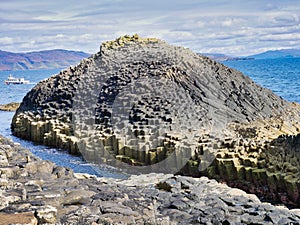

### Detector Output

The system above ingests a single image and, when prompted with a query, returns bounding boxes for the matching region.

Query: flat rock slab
[0,212,37,225]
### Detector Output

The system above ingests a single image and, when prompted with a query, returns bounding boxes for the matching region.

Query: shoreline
[2,35,300,223]
[0,134,299,224]
[2,109,299,209]
[0,111,127,179]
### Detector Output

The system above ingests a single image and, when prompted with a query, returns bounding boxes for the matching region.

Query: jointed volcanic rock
[12,35,300,206]
[1,135,299,224]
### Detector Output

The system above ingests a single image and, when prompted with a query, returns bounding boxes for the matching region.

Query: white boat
[4,74,30,85]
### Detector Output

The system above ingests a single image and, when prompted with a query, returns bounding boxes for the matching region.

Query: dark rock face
[0,135,299,224]
[11,35,300,206]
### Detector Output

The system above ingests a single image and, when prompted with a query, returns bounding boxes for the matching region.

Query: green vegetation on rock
[101,34,160,50]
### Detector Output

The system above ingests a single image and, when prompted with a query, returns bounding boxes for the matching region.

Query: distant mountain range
[1,48,299,71]
[247,49,300,59]
[0,49,90,71]
[200,53,253,61]
[201,49,300,61]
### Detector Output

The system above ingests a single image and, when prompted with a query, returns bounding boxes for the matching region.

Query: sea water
[222,57,300,103]
[0,68,127,178]
[0,58,299,176]
[0,69,61,104]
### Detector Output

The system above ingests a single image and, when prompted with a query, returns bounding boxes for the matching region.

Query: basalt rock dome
[12,35,300,206]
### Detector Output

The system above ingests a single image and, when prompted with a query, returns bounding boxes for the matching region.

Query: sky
[1,0,300,56]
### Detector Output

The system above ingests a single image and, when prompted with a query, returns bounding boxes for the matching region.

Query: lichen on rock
[101,34,160,50]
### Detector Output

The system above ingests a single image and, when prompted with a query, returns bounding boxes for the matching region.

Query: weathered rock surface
[0,102,20,111]
[180,118,300,207]
[11,35,300,206]
[0,212,37,225]
[0,135,300,224]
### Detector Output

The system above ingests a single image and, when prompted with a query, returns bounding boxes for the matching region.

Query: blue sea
[0,57,299,177]
[222,57,300,103]
[0,68,61,104]
[0,68,127,178]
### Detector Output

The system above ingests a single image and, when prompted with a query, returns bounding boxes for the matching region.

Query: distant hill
[248,49,300,59]
[0,49,90,71]
[200,53,253,61]
[200,53,233,61]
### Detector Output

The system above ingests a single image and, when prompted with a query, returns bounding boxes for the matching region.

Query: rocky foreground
[0,135,300,224]
[11,35,300,207]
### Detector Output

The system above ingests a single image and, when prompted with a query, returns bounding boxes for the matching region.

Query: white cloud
[0,37,14,45]
[260,33,300,42]
[1,0,300,55]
